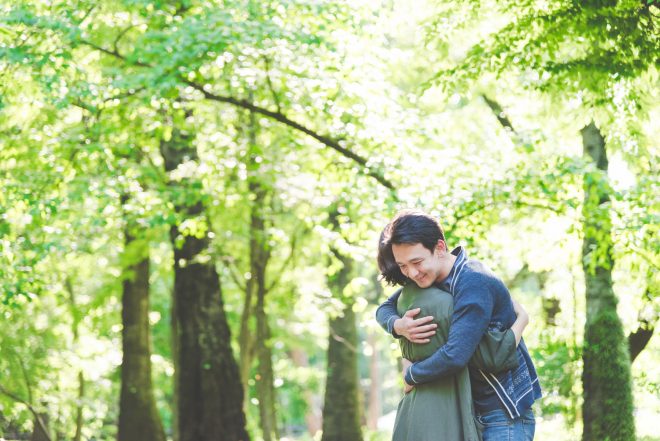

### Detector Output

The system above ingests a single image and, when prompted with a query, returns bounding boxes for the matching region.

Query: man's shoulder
[463,257,496,275]
[454,259,506,298]
[457,259,498,286]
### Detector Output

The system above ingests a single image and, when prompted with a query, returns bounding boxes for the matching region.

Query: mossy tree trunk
[580,122,635,441]
[161,125,249,441]
[321,244,362,441]
[117,227,166,441]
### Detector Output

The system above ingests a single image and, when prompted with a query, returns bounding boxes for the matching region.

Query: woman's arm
[510,300,529,346]
[468,300,529,373]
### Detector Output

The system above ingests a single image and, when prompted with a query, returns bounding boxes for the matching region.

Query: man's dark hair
[377,209,446,286]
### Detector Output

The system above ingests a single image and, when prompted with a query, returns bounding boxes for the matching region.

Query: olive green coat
[392,284,518,441]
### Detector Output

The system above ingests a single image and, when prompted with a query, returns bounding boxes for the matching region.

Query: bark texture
[161,128,249,441]
[117,232,166,441]
[321,250,362,441]
[580,122,635,441]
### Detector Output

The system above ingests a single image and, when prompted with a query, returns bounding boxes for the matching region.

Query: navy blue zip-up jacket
[376,247,542,418]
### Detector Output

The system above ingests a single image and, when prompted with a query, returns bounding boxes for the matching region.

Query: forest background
[0,0,658,440]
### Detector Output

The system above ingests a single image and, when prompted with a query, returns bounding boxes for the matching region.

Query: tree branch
[75,4,97,27]
[77,39,397,192]
[183,79,396,190]
[628,283,658,363]
[628,321,654,363]
[481,94,517,134]
[113,24,140,55]
[628,246,660,271]
[0,384,53,441]
[220,257,247,292]
[266,229,301,293]
[79,39,150,67]
[262,55,282,114]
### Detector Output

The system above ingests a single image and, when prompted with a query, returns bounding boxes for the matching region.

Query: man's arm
[375,288,437,343]
[404,280,494,386]
[375,289,402,337]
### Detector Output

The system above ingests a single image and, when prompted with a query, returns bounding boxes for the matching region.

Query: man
[376,209,541,440]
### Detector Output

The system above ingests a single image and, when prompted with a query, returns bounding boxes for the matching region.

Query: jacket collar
[437,246,466,295]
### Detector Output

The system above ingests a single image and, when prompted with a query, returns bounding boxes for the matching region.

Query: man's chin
[414,279,432,288]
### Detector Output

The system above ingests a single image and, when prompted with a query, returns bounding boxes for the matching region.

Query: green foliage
[583,307,636,441]
[531,334,581,424]
[0,0,657,439]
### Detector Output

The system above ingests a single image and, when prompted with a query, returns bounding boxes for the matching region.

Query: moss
[582,308,635,441]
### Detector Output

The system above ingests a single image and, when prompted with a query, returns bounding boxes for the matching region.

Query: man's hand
[402,358,414,394]
[393,308,437,343]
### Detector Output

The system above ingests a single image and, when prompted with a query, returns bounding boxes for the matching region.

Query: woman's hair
[377,209,445,286]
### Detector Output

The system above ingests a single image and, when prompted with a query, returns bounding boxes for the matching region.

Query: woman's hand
[401,358,414,394]
[511,300,529,346]
[512,300,528,319]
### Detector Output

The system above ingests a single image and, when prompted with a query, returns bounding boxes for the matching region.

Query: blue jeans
[476,408,535,441]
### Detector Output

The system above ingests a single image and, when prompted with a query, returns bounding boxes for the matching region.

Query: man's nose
[407,267,419,278]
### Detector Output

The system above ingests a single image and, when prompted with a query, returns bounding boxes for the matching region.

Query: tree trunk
[290,348,322,435]
[255,287,278,441]
[250,187,278,441]
[171,276,180,441]
[366,330,381,431]
[73,371,84,441]
[242,107,279,441]
[580,122,635,441]
[366,274,383,431]
[64,277,85,441]
[30,405,49,441]
[117,231,166,441]
[321,250,362,441]
[238,264,256,416]
[161,128,249,441]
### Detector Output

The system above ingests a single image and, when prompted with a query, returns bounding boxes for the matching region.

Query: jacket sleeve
[375,288,403,338]
[468,329,519,374]
[405,279,493,385]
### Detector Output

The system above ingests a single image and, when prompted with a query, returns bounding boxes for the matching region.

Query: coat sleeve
[375,288,403,337]
[468,329,519,374]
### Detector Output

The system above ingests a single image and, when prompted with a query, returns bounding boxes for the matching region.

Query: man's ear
[435,239,447,254]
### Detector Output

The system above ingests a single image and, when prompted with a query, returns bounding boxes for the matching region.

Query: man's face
[392,242,445,288]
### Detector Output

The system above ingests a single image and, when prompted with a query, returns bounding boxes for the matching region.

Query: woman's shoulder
[399,284,453,312]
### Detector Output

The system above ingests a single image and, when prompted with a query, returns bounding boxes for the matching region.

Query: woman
[392,283,528,441]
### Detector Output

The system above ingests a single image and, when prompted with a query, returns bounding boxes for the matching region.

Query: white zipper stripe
[478,370,515,419]
[450,257,467,294]
[488,372,520,417]
[514,387,534,405]
[408,366,417,384]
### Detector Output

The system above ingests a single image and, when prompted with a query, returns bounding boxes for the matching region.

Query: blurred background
[0,0,658,440]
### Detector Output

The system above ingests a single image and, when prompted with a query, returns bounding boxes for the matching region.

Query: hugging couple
[375,210,542,441]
